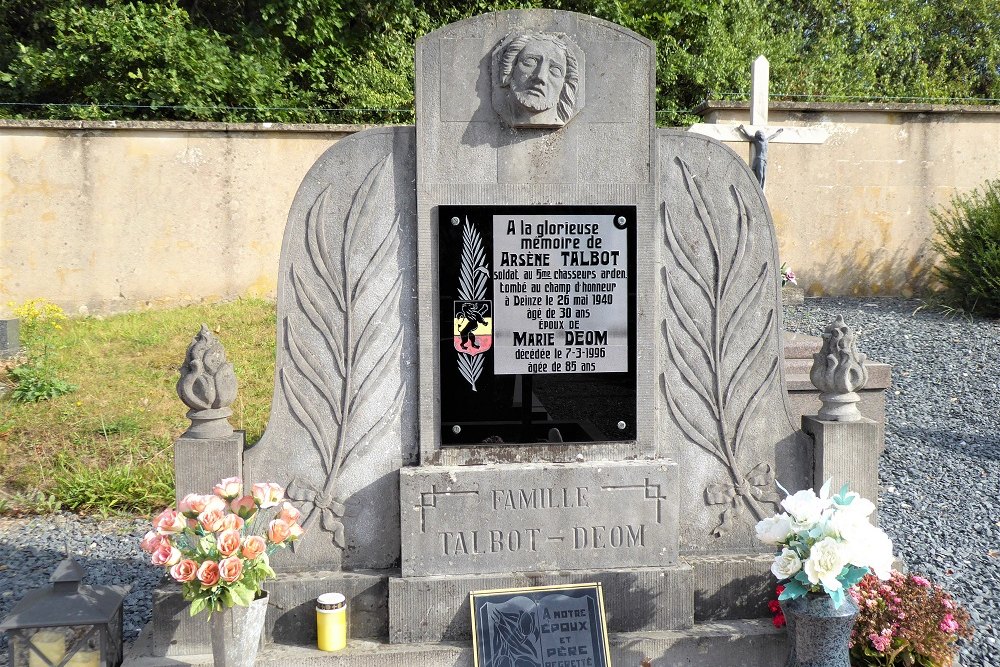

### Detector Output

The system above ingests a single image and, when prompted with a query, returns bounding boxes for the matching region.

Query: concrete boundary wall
[699,101,1000,297]
[2,104,999,312]
[0,120,365,314]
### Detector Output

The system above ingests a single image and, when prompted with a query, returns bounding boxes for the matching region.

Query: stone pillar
[803,314,882,515]
[154,326,245,656]
[156,430,242,658]
[173,432,244,505]
[172,324,242,504]
[802,416,882,511]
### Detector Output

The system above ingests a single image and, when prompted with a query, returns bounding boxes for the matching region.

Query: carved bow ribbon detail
[705,462,781,537]
[286,478,347,549]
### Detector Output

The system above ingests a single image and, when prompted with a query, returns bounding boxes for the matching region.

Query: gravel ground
[0,296,995,664]
[784,297,999,666]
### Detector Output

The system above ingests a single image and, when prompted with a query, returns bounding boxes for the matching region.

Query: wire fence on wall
[3,92,1000,127]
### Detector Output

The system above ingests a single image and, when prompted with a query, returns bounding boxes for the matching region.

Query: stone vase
[780,592,858,667]
[209,591,268,667]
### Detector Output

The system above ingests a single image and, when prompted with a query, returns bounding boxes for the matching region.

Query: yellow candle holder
[316,593,347,652]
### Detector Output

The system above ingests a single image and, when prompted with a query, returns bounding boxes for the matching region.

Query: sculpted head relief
[492,31,583,128]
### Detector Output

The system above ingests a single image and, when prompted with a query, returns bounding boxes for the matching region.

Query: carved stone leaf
[243,127,414,571]
[661,155,780,539]
[280,152,404,544]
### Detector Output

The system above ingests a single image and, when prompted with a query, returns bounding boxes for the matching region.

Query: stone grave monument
[135,9,885,666]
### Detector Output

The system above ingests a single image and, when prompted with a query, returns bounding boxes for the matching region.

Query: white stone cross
[688,55,828,190]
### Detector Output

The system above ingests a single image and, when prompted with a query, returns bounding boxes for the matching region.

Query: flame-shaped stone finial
[809,315,869,421]
[177,324,237,438]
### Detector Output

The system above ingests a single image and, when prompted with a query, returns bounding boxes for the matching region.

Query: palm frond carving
[281,154,404,548]
[456,218,489,391]
[488,604,540,664]
[459,220,488,302]
[661,157,780,537]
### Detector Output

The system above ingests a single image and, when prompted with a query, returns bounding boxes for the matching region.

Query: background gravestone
[0,319,18,358]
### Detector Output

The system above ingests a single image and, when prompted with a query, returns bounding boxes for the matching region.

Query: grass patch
[0,297,276,516]
[51,453,175,514]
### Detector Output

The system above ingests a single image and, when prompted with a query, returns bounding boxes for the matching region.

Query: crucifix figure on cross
[736,125,783,189]
[688,55,828,192]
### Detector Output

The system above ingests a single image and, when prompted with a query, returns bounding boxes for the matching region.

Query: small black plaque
[470,583,612,667]
[438,205,637,446]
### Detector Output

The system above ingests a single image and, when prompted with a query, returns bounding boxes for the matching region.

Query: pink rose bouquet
[143,477,304,616]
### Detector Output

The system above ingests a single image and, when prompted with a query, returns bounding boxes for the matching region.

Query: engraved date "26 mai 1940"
[438,486,647,556]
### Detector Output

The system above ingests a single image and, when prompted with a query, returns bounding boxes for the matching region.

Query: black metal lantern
[0,558,125,667]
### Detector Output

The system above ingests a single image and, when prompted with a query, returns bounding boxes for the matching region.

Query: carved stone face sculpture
[509,38,566,112]
[492,31,583,128]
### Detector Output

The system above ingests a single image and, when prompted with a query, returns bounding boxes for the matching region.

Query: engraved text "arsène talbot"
[499,251,621,267]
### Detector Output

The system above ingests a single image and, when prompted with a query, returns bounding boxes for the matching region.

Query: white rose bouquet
[756,480,893,608]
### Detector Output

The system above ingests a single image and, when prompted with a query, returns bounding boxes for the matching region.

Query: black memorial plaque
[438,205,637,446]
[470,583,611,667]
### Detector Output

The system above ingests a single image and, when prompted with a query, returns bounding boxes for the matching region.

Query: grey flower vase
[780,593,859,667]
[209,592,268,667]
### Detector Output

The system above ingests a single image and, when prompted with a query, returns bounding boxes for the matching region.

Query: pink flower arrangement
[143,477,304,617]
[849,571,972,666]
[779,262,797,287]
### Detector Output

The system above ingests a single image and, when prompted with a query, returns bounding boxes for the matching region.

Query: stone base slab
[151,569,391,656]
[126,619,786,666]
[388,565,693,644]
[401,460,679,577]
[684,553,774,621]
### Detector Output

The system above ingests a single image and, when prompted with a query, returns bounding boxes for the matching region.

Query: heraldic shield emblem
[454,300,493,356]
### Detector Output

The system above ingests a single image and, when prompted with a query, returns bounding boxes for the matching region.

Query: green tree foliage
[931,179,1000,317]
[0,1,296,120]
[745,0,1000,102]
[1,0,998,124]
